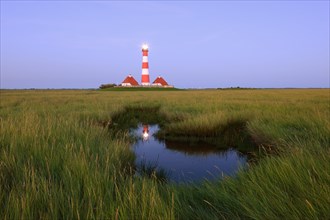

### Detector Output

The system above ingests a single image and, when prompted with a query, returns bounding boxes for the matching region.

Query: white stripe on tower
[142,69,149,75]
[141,44,150,86]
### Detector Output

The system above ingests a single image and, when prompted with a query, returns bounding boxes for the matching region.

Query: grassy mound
[100,87,181,91]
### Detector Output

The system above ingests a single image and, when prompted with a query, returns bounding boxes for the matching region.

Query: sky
[1,1,329,89]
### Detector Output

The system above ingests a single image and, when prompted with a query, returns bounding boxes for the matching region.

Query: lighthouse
[141,44,150,86]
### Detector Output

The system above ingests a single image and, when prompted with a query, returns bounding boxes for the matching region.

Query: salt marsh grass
[0,89,329,219]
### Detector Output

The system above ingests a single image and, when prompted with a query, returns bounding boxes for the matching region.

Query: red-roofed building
[152,76,169,86]
[121,74,139,86]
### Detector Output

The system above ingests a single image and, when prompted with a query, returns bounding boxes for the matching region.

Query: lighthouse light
[142,44,148,50]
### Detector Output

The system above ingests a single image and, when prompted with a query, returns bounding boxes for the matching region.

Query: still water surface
[131,124,248,183]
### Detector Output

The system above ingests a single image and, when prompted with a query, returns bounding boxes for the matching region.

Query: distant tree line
[99,83,117,89]
[217,86,242,90]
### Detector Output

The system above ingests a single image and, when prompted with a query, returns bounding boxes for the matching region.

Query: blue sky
[1,1,329,89]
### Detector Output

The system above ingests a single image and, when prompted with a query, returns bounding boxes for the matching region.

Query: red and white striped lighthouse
[141,44,150,86]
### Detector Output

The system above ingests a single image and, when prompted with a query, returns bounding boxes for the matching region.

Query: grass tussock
[173,146,330,219]
[0,89,329,219]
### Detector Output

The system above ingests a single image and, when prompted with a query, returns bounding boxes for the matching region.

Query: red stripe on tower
[142,63,149,68]
[141,44,150,86]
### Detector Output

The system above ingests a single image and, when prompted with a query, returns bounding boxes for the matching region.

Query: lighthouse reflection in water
[131,124,247,183]
[142,124,149,141]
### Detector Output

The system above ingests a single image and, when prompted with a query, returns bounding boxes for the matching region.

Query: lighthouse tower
[141,44,150,86]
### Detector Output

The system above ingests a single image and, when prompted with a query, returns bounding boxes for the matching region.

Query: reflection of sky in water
[131,124,248,183]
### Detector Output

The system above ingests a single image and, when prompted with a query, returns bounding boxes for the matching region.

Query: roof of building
[152,76,169,86]
[122,75,139,86]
